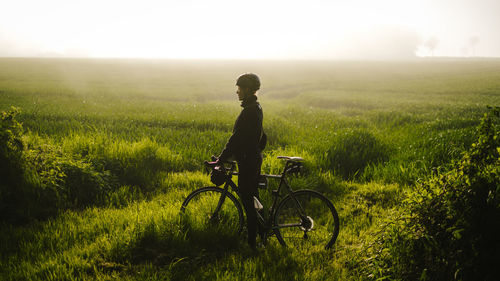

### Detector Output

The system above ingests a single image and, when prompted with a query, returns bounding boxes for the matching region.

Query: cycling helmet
[236,73,260,92]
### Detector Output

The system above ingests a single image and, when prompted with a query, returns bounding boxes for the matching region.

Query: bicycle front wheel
[180,187,244,236]
[274,190,339,249]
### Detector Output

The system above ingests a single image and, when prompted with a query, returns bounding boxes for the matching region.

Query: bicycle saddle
[277,156,304,162]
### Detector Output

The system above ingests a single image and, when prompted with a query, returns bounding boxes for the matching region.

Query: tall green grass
[1,58,499,280]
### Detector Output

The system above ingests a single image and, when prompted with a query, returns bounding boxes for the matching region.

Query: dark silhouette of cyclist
[215,73,266,249]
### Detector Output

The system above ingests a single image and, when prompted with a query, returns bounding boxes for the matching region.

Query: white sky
[1,0,499,59]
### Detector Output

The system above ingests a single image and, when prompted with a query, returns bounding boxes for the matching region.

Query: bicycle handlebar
[204,156,237,174]
[204,155,303,176]
[204,160,218,167]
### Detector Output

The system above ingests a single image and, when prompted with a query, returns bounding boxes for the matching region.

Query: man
[216,73,265,249]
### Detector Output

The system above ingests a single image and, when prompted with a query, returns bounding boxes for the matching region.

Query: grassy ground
[1,58,499,280]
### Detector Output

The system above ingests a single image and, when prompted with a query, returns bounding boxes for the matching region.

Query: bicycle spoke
[180,187,244,236]
[274,190,339,249]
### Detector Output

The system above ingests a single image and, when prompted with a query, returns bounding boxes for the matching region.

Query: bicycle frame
[262,161,310,231]
[212,160,309,233]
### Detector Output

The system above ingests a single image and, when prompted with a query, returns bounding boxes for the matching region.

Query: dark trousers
[237,153,262,246]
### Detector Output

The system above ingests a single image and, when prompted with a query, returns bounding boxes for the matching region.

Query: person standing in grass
[216,73,266,249]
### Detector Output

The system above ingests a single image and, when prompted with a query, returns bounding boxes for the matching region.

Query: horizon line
[1,56,500,62]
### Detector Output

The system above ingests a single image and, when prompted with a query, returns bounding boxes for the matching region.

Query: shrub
[0,108,117,223]
[22,140,115,217]
[60,159,114,207]
[327,129,389,179]
[366,107,500,280]
[0,107,28,222]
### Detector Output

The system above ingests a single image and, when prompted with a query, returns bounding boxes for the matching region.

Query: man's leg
[238,157,261,248]
[240,189,258,247]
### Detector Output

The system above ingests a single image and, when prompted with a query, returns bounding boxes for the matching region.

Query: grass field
[1,58,499,280]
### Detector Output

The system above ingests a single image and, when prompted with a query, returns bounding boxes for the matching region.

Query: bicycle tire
[274,189,340,249]
[180,187,244,235]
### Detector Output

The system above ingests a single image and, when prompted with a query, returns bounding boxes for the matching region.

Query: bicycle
[180,156,340,249]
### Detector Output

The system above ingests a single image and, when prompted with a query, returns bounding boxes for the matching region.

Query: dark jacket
[219,95,263,162]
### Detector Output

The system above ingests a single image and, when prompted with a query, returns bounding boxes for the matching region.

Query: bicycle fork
[210,185,230,221]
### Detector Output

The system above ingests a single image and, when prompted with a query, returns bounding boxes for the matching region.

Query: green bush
[0,108,117,223]
[60,159,114,207]
[0,107,28,222]
[366,107,500,280]
[0,108,66,222]
[327,129,389,180]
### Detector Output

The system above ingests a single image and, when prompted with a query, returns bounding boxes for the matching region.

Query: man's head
[236,73,260,101]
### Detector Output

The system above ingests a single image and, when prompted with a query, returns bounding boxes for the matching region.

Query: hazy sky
[1,0,499,59]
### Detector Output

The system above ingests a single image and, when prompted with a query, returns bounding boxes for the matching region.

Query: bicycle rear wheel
[180,187,244,236]
[274,190,339,249]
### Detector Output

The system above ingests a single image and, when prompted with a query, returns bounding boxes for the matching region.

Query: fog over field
[1,0,500,59]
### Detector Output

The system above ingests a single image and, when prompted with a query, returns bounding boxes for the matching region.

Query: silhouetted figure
[216,73,266,249]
